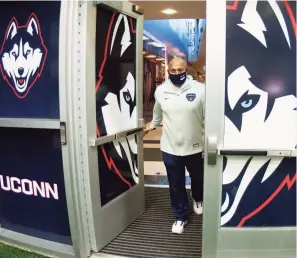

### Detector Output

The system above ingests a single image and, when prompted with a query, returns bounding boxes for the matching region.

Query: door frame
[76,0,145,252]
[0,1,87,258]
[202,1,296,258]
[202,0,226,257]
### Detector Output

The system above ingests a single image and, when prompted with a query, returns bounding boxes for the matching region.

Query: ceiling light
[148,42,164,48]
[161,8,177,15]
[145,55,156,58]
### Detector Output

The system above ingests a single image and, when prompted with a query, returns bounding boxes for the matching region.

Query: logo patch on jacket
[186,93,196,102]
[193,143,199,148]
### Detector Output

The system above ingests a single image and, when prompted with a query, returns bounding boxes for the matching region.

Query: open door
[79,1,145,251]
[203,1,296,257]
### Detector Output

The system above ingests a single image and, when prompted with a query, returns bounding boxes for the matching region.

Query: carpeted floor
[100,187,203,258]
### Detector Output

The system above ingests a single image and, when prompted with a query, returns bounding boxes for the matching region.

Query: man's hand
[143,123,154,136]
[143,129,152,136]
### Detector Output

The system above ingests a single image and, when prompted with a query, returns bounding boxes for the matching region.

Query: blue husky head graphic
[222,0,296,227]
[95,10,138,204]
[0,13,47,99]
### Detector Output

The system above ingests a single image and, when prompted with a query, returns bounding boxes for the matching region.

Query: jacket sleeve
[199,85,206,145]
[200,85,206,118]
[150,89,163,129]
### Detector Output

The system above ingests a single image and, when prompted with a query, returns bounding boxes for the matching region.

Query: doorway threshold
[91,253,127,258]
[96,187,202,258]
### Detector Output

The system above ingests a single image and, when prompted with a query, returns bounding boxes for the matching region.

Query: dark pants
[162,152,204,221]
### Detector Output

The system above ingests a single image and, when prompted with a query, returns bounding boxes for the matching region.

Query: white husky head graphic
[0,13,47,98]
[222,0,297,226]
[96,13,138,185]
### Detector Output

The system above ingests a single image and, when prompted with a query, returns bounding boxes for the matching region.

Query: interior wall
[131,1,206,20]
[132,0,206,77]
[136,0,206,186]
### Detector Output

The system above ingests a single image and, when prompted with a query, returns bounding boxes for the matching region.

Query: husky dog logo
[222,0,296,227]
[0,13,47,99]
[96,10,138,204]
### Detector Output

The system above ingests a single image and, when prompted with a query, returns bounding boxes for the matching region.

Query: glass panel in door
[95,6,139,206]
[222,0,297,228]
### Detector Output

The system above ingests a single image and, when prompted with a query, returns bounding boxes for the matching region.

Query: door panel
[95,4,140,206]
[97,137,138,206]
[84,2,144,251]
[221,156,296,227]
[0,1,61,119]
[95,6,138,138]
[224,0,297,150]
[203,1,297,257]
[0,127,72,245]
[0,0,74,251]
[222,0,297,228]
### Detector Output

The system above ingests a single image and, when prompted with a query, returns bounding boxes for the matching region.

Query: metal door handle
[89,126,143,147]
[115,127,143,140]
[206,136,297,166]
[207,136,218,166]
[218,149,297,157]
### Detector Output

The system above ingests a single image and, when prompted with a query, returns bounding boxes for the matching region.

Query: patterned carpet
[101,187,202,258]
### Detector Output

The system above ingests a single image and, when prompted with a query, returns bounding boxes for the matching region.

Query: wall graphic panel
[0,1,60,119]
[0,127,71,244]
[95,7,138,206]
[222,0,297,227]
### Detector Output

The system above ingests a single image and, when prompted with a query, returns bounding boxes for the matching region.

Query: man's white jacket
[150,76,205,156]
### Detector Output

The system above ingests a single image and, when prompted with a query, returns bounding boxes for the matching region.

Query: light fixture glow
[161,8,177,15]
[145,55,156,58]
[148,42,164,48]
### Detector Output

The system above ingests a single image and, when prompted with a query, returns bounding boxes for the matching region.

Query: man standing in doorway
[145,57,205,234]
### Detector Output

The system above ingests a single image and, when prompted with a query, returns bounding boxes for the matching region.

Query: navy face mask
[169,71,187,86]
